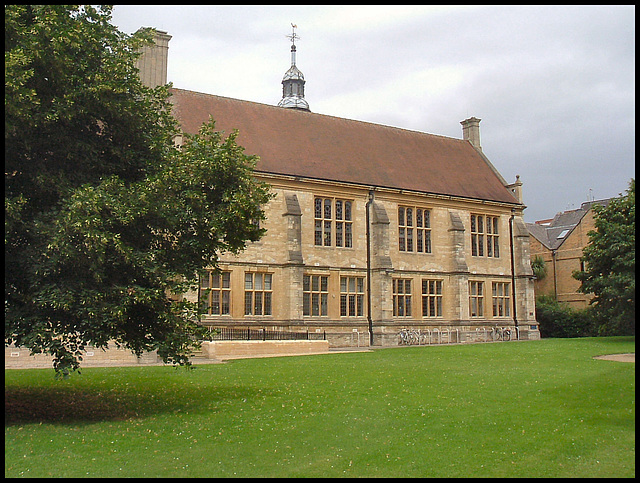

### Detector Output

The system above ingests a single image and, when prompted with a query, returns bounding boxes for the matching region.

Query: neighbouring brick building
[526,199,612,309]
[141,29,539,345]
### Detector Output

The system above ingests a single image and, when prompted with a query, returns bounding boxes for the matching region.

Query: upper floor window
[398,206,431,253]
[315,197,353,248]
[471,214,500,257]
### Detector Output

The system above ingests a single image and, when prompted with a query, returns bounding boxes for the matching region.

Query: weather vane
[286,23,299,47]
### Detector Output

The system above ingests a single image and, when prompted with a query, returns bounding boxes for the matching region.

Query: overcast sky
[111,5,635,222]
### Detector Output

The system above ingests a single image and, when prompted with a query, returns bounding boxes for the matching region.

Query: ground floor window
[469,281,484,317]
[245,272,273,315]
[200,271,231,315]
[393,278,412,317]
[422,279,443,317]
[303,274,329,316]
[340,276,365,317]
[492,282,511,317]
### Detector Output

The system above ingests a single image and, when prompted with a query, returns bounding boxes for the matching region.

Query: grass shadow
[4,382,266,426]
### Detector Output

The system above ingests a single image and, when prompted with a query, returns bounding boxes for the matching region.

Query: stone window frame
[303,274,329,317]
[314,197,353,248]
[398,206,432,253]
[200,270,231,316]
[244,272,273,316]
[421,279,443,317]
[491,281,511,317]
[469,280,484,317]
[470,214,500,258]
[340,276,365,317]
[392,278,413,317]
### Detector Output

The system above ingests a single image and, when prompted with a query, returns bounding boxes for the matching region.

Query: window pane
[245,292,252,315]
[201,274,210,289]
[222,291,230,315]
[303,293,310,316]
[212,292,220,314]
[336,200,343,220]
[315,198,322,218]
[255,273,263,290]
[345,224,352,248]
[245,273,253,290]
[398,207,405,226]
[324,199,331,219]
[264,274,272,290]
[345,201,352,221]
[264,292,272,315]
[222,272,230,288]
[321,276,328,292]
[324,221,331,246]
[254,292,263,315]
[211,274,220,288]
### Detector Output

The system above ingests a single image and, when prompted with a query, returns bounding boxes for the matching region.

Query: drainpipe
[366,190,374,346]
[509,209,519,337]
[551,249,558,301]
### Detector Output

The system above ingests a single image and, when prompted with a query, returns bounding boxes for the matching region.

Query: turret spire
[278,23,310,111]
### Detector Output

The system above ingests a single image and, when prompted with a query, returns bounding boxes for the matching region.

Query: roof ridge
[169,87,463,143]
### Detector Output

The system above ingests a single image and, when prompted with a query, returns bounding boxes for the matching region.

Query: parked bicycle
[492,327,511,341]
[398,328,421,345]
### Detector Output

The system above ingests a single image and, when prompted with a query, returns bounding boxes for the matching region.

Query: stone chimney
[460,117,482,151]
[507,175,523,203]
[135,29,171,88]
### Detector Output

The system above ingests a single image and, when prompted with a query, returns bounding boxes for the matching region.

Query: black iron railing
[207,327,326,341]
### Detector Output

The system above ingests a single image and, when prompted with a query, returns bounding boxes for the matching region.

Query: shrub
[535,295,596,338]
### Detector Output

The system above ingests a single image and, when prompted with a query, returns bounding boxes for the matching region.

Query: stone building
[138,29,539,345]
[526,199,612,309]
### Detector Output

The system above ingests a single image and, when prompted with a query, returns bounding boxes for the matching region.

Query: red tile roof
[169,88,519,204]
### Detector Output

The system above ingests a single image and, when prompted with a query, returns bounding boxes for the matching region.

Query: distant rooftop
[526,198,613,249]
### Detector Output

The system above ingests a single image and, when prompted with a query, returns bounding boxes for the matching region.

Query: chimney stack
[461,117,482,151]
[135,29,171,88]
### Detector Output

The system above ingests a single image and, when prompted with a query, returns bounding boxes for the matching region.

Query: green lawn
[5,337,635,478]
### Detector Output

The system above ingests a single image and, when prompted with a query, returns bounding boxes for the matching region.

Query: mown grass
[5,337,635,478]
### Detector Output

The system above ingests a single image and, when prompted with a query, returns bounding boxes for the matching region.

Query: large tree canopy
[5,5,272,373]
[574,179,635,335]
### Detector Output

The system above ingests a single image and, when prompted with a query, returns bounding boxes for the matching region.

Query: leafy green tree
[5,5,271,374]
[573,179,635,335]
